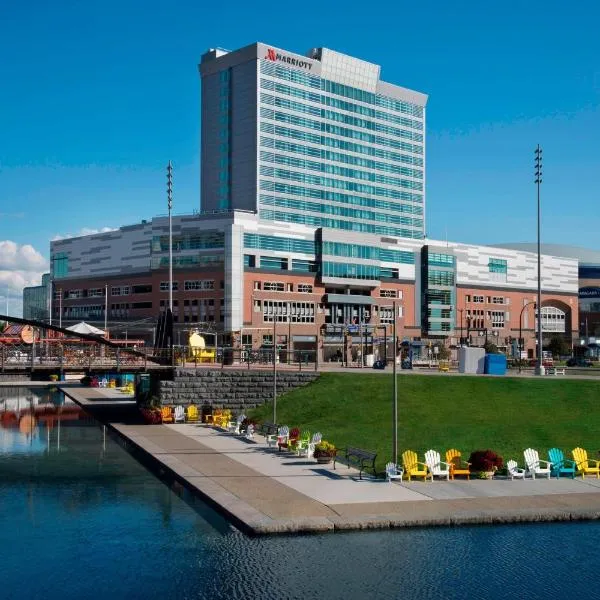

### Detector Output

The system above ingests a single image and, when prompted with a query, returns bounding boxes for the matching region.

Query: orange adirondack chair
[446,449,471,480]
[160,406,173,424]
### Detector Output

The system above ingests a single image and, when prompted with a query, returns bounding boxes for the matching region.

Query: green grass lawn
[248,373,600,473]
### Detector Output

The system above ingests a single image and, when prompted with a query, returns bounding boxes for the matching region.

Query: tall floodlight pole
[273,318,277,423]
[534,146,543,375]
[167,161,174,313]
[104,284,108,337]
[392,301,398,465]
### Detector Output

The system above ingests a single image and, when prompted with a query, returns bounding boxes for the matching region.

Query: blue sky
[1,0,599,313]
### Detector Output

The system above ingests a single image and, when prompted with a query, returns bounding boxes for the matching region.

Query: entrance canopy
[65,322,106,336]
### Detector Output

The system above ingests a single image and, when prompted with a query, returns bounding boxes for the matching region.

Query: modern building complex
[22,273,50,321]
[48,43,581,360]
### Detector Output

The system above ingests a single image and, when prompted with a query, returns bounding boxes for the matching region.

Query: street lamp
[535,145,544,375]
[519,301,536,373]
[457,308,465,346]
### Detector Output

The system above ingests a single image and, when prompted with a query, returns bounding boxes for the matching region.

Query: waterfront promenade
[60,385,600,535]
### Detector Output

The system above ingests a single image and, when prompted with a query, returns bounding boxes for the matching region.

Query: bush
[468,449,503,472]
[313,440,336,458]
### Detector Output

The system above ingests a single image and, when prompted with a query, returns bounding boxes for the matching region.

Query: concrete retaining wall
[159,369,320,409]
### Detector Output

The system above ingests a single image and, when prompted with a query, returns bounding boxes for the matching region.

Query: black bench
[333,446,378,480]
[257,422,279,440]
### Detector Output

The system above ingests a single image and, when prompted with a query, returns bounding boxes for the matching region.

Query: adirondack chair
[385,462,404,483]
[278,427,300,452]
[216,409,231,428]
[506,459,526,480]
[572,447,600,478]
[523,448,552,479]
[173,405,185,424]
[160,406,173,424]
[424,449,451,481]
[267,426,289,448]
[294,431,311,456]
[297,432,322,458]
[548,448,576,479]
[402,450,432,482]
[186,405,199,423]
[445,449,471,480]
[228,413,245,434]
[245,423,255,440]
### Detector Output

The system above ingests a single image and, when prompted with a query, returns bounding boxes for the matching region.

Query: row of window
[260,61,424,117]
[152,232,225,252]
[260,105,424,143]
[260,195,423,228]
[159,280,216,292]
[321,241,414,264]
[260,80,423,130]
[261,135,423,171]
[427,270,456,287]
[260,165,423,196]
[489,258,508,274]
[260,180,423,214]
[427,253,456,268]
[254,281,314,293]
[260,151,422,189]
[243,233,316,255]
[244,254,318,273]
[150,255,224,269]
[261,300,316,323]
[259,209,422,240]
[260,121,423,157]
[468,295,510,305]
[322,262,399,280]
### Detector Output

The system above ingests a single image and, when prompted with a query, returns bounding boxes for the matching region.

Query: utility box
[135,373,152,404]
[458,347,486,374]
[484,353,507,375]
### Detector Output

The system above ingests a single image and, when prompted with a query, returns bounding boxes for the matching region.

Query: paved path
[57,385,600,535]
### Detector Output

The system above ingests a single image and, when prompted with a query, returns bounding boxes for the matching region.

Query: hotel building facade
[49,43,579,360]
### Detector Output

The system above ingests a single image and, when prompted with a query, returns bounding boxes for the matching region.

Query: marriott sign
[265,48,313,71]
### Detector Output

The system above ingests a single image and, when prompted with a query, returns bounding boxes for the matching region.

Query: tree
[484,340,499,354]
[548,335,570,358]
[435,344,451,360]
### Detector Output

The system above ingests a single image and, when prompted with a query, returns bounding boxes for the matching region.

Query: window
[244,254,256,268]
[66,289,83,299]
[160,281,178,292]
[111,286,130,296]
[260,256,288,270]
[492,297,504,304]
[184,280,215,291]
[465,295,471,303]
[427,270,455,286]
[291,259,317,272]
[380,306,395,324]
[380,289,397,298]
[473,296,484,303]
[263,301,315,323]
[88,288,104,297]
[132,284,152,294]
[490,311,505,328]
[263,282,284,292]
[489,258,508,273]
[242,334,252,346]
[540,306,566,333]
[254,281,261,290]
[131,302,153,309]
[262,334,273,345]
[297,283,313,293]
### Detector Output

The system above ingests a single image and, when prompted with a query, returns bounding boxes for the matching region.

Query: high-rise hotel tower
[200,43,427,240]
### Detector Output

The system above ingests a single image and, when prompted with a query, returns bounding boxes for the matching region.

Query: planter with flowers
[313,440,337,464]
[468,449,504,479]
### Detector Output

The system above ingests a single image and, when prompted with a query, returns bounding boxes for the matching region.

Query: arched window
[540,306,566,333]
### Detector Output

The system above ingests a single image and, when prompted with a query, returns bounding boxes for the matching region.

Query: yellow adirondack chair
[572,447,600,478]
[186,405,199,423]
[446,449,471,480]
[402,450,432,482]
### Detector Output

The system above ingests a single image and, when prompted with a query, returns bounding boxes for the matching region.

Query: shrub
[313,440,336,458]
[468,449,503,472]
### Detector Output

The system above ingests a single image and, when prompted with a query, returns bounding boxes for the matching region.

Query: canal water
[1,387,600,600]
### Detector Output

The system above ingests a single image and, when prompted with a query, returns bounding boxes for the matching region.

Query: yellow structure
[402,450,431,482]
[188,331,216,363]
[572,447,600,478]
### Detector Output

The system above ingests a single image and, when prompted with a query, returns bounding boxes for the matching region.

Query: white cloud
[52,226,117,241]
[0,240,49,318]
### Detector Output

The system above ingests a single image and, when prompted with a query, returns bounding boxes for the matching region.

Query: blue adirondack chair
[548,447,576,479]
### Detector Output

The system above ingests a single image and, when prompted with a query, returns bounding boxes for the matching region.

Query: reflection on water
[2,387,600,600]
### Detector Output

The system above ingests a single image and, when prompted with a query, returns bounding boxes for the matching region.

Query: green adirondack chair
[548,447,576,479]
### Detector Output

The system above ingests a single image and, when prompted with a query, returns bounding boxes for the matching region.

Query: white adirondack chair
[523,448,552,479]
[297,432,322,458]
[245,423,255,440]
[267,426,289,448]
[385,462,404,483]
[507,459,527,480]
[174,405,185,424]
[228,413,245,434]
[424,449,451,481]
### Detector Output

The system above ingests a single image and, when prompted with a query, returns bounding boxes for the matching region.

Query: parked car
[566,357,593,367]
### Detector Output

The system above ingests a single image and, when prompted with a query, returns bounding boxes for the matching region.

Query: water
[1,386,600,600]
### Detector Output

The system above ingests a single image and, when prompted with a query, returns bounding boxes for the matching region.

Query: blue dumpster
[484,353,507,375]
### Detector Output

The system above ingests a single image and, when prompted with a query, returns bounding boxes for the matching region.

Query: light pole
[535,145,544,375]
[104,284,108,338]
[167,161,174,313]
[519,301,536,373]
[58,288,63,329]
[392,300,398,466]
[458,308,464,346]
[273,318,277,423]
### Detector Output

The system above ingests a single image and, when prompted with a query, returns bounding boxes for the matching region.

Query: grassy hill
[248,373,600,472]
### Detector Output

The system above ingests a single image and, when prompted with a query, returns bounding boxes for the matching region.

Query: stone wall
[159,369,320,409]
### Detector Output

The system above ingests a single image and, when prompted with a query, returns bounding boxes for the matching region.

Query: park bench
[333,446,378,480]
[257,422,279,441]
[547,367,566,376]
